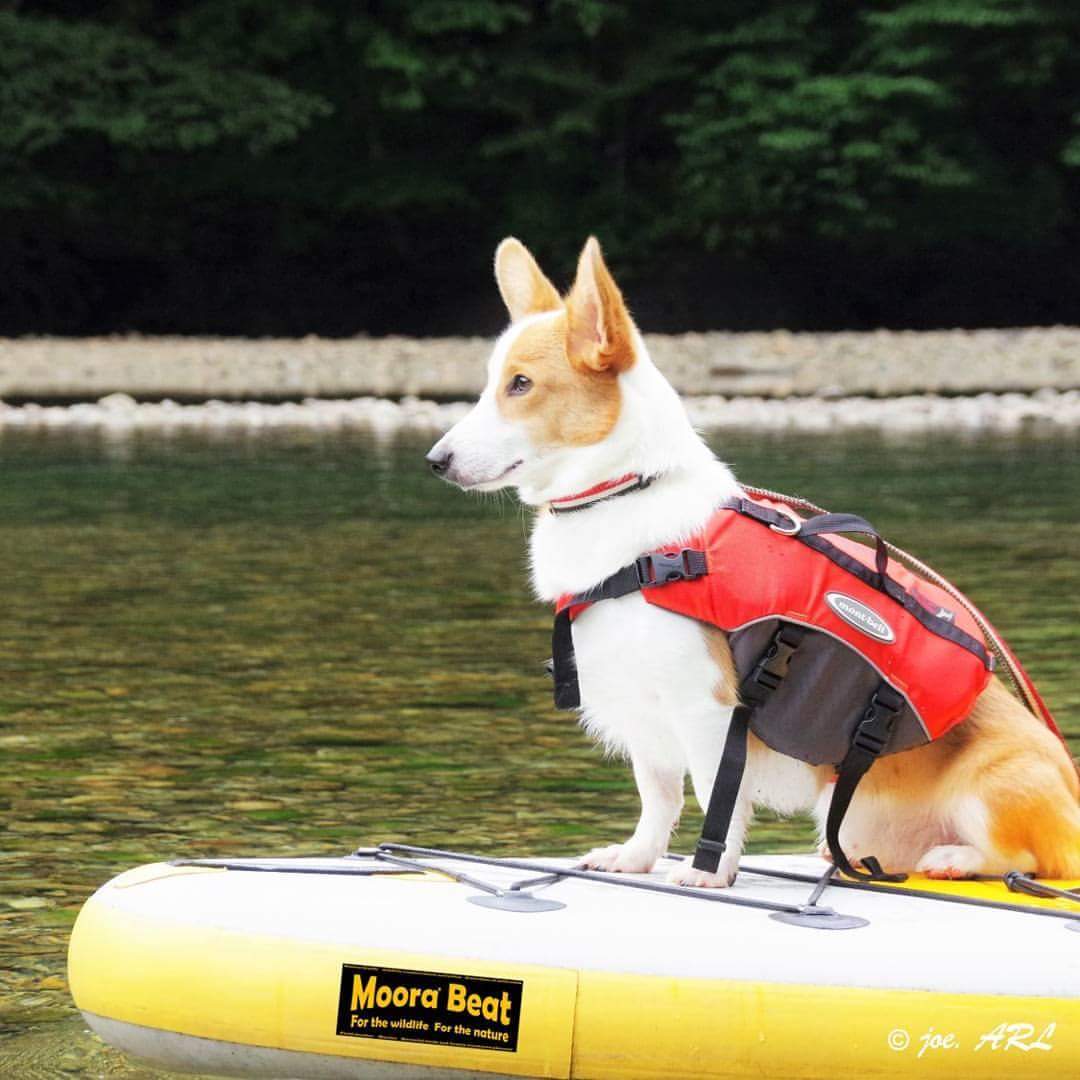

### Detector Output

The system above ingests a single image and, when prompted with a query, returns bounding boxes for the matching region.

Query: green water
[1,426,1078,1077]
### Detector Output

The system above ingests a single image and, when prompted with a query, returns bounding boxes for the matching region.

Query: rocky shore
[1,388,1077,436]
[1,326,1078,402]
[0,328,1077,434]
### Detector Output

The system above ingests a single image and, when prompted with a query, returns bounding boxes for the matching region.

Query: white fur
[433,321,829,883]
[425,317,549,490]
[531,344,756,883]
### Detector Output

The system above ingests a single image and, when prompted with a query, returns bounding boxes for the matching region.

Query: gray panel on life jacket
[729,619,930,765]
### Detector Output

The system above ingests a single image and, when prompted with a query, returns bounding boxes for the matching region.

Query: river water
[1,425,1077,1076]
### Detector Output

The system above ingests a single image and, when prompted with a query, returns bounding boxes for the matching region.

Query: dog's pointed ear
[566,237,636,374]
[494,238,561,323]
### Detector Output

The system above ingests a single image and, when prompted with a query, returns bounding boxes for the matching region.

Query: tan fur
[704,626,739,707]
[866,678,1080,879]
[565,237,636,375]
[494,238,635,449]
[496,312,622,447]
[704,626,1080,878]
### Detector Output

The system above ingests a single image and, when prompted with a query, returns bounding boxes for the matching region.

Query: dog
[427,236,1080,886]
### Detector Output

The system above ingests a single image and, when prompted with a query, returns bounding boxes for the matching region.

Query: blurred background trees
[1,0,1078,335]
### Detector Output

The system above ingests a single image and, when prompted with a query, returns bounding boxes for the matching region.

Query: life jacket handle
[761,506,892,585]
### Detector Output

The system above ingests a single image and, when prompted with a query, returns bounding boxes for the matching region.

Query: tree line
[1,1,1078,336]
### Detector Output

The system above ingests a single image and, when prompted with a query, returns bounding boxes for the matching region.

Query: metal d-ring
[769,510,801,536]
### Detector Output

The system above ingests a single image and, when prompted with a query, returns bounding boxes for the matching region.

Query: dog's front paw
[665,858,737,889]
[916,844,984,880]
[578,842,658,874]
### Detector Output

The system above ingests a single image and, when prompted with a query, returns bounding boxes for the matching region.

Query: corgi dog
[426,236,1080,886]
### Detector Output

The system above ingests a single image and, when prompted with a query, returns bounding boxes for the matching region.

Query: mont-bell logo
[825,592,896,644]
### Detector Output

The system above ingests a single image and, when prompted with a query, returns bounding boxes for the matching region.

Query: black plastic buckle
[850,689,903,757]
[636,549,696,588]
[693,837,727,873]
[745,625,804,698]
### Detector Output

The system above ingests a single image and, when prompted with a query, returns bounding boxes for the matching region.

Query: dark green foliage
[1,1,1078,334]
[0,10,330,206]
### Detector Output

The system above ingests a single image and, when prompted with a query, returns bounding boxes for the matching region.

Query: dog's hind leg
[580,752,684,874]
[851,678,1080,879]
[917,766,1080,880]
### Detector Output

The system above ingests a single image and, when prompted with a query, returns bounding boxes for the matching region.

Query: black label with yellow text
[336,964,522,1052]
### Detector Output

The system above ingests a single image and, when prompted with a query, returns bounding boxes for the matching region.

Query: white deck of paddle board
[93,853,1078,998]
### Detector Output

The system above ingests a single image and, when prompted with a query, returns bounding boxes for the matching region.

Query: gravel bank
[1,389,1077,436]
[1,326,1078,400]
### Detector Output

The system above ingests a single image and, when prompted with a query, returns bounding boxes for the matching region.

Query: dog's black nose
[426,450,452,475]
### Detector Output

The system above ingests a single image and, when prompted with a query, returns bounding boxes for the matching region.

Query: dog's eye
[507,374,532,396]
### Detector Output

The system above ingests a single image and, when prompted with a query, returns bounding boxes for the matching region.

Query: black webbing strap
[731,498,888,585]
[792,512,889,583]
[693,624,807,873]
[724,496,993,669]
[693,704,751,874]
[825,683,908,882]
[551,609,580,709]
[550,547,708,711]
[579,547,709,602]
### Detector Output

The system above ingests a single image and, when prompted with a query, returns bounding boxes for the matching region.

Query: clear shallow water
[0,425,1077,1077]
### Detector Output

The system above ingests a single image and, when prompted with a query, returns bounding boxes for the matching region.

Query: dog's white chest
[569,594,724,752]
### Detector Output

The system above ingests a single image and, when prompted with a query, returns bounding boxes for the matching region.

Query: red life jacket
[550,493,1056,881]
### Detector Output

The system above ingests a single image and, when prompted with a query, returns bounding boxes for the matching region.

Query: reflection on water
[1,425,1077,1076]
